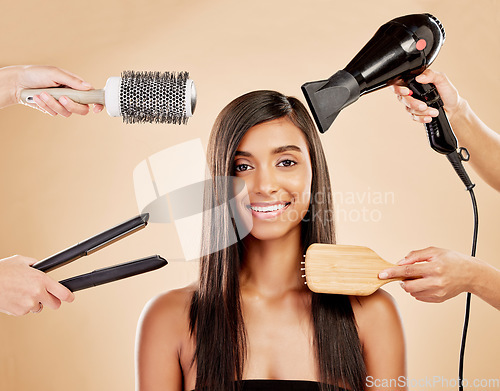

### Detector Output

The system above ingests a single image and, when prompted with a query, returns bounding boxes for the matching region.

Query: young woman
[135,91,406,391]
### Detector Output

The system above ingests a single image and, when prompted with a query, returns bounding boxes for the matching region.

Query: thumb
[415,69,449,90]
[45,276,75,304]
[397,257,419,266]
[398,247,437,265]
[415,68,437,84]
[50,68,93,91]
[17,255,39,266]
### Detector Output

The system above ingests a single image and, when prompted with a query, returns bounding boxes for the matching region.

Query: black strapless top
[192,379,345,390]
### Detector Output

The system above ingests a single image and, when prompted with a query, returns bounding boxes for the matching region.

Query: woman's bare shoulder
[350,291,406,383]
[146,283,196,312]
[138,283,197,339]
[349,289,404,344]
[349,290,401,334]
[136,285,198,390]
[350,288,398,315]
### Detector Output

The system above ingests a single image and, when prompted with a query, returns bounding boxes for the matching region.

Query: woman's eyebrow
[272,145,302,154]
[234,150,252,157]
[235,145,302,157]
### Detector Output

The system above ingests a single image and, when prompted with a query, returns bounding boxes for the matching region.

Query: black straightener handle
[406,78,475,191]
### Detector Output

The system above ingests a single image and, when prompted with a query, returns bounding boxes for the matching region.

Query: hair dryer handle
[406,78,475,190]
[406,78,457,154]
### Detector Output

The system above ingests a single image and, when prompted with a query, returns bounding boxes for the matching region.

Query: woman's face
[233,117,312,241]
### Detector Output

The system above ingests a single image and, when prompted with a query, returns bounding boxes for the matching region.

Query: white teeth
[250,203,288,213]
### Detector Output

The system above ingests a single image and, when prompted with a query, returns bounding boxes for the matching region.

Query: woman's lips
[246,202,291,219]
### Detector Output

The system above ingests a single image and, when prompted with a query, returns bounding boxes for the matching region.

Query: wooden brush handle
[20,88,105,105]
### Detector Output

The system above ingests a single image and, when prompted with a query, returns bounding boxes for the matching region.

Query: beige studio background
[0,0,499,390]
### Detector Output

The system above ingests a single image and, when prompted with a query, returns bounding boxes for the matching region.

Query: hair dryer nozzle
[301,70,360,133]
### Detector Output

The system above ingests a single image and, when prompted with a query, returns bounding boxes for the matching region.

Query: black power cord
[406,76,479,391]
[458,187,478,391]
[445,149,478,391]
[444,149,478,391]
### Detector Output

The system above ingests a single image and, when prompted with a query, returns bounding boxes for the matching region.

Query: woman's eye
[277,159,296,167]
[235,163,251,172]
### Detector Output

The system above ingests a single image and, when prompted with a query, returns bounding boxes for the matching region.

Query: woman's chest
[241,293,318,380]
[179,292,320,390]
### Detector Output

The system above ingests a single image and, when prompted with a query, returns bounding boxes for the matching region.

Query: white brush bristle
[119,71,193,124]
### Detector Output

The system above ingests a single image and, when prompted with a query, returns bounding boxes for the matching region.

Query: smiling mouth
[247,202,291,213]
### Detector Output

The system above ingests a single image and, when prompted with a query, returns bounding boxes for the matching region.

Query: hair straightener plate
[32,213,167,292]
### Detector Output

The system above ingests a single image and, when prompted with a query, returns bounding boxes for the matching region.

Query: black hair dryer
[302,13,474,190]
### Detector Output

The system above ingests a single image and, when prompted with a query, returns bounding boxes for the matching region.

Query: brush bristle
[120,71,190,124]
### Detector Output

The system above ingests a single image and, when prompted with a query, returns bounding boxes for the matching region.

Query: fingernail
[59,96,68,105]
[430,108,439,116]
[379,272,388,279]
[408,89,413,96]
[81,81,92,88]
[424,116,432,123]
[40,92,50,102]
[418,103,427,110]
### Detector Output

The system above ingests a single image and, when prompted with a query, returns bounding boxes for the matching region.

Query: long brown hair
[189,90,366,391]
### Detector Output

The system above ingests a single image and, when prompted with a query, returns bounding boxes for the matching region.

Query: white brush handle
[20,76,122,117]
[20,88,106,105]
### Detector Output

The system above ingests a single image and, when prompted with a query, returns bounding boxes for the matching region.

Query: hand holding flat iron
[0,255,74,316]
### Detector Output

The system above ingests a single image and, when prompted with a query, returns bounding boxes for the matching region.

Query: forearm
[450,99,500,191]
[0,66,21,108]
[468,258,500,310]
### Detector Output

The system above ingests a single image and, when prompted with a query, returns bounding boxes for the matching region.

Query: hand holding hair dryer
[301,13,474,190]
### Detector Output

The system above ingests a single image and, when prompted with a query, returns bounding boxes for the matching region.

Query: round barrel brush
[20,71,196,124]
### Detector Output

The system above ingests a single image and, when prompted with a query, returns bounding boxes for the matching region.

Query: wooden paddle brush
[301,244,404,295]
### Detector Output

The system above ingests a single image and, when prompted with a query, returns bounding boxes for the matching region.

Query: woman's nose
[253,168,278,196]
